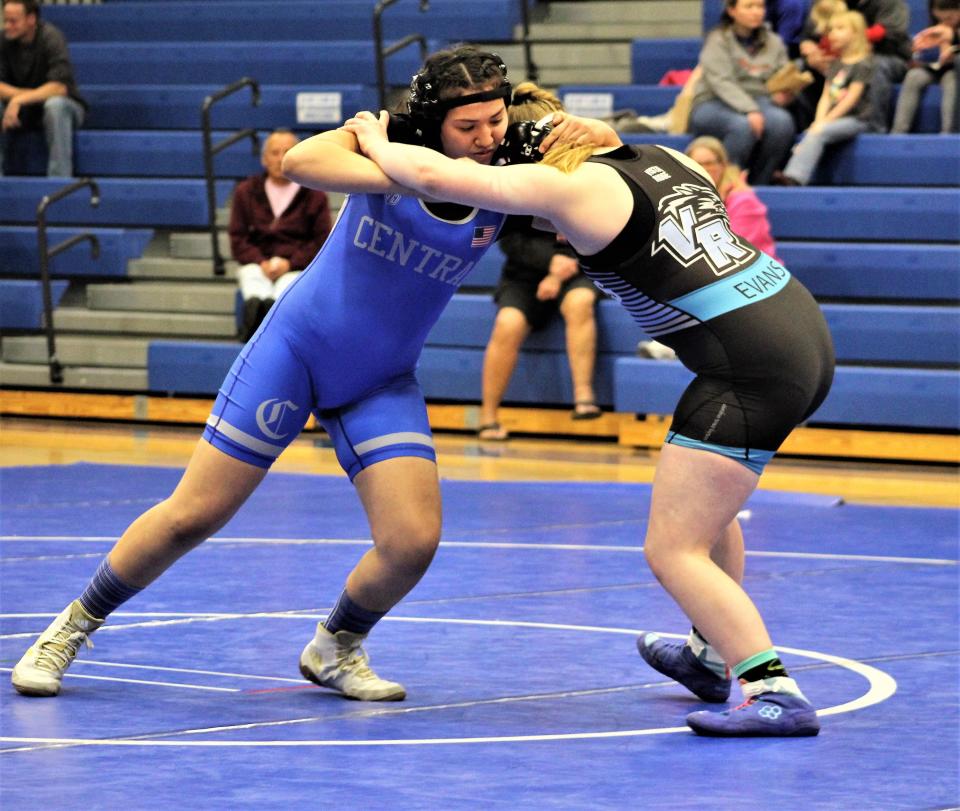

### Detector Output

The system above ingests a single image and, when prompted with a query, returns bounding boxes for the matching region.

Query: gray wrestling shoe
[299,624,406,701]
[12,600,104,697]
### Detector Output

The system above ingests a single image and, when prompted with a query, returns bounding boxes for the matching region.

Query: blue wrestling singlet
[203,191,506,479]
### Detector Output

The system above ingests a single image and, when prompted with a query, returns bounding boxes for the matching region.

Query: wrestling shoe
[12,600,104,697]
[299,624,406,701]
[637,632,731,703]
[686,692,821,737]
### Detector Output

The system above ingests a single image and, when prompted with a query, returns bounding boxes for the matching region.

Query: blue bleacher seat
[616,133,960,187]
[0,227,152,277]
[70,41,438,86]
[0,178,232,227]
[148,340,239,394]
[45,0,521,42]
[82,85,378,131]
[75,131,263,178]
[761,187,959,241]
[561,84,948,133]
[0,279,69,329]
[779,242,960,301]
[628,39,702,84]
[613,358,960,430]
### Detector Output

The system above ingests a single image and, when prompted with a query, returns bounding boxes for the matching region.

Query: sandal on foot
[571,401,602,420]
[477,423,509,441]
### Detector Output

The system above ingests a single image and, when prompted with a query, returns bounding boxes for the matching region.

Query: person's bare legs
[479,307,530,433]
[298,456,442,701]
[643,443,769,666]
[559,287,598,408]
[346,456,442,610]
[109,440,268,587]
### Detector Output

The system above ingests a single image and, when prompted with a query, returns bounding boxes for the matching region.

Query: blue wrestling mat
[1,464,957,809]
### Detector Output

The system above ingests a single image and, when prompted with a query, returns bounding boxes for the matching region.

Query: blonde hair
[829,10,871,60]
[810,0,847,34]
[508,81,563,124]
[540,143,597,174]
[684,135,745,193]
[505,82,599,173]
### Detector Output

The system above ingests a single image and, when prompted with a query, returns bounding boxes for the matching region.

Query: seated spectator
[686,136,781,259]
[794,0,850,129]
[638,135,781,361]
[892,0,960,133]
[0,0,86,177]
[229,129,332,341]
[850,0,912,131]
[775,10,877,185]
[477,83,601,441]
[690,0,797,184]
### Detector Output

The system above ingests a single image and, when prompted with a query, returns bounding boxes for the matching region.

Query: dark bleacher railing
[36,178,100,384]
[373,0,429,111]
[201,77,261,277]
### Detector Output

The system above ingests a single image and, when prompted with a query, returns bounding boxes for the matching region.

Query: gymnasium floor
[1,418,958,810]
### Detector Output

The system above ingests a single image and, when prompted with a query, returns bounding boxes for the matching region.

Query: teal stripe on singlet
[667,253,791,323]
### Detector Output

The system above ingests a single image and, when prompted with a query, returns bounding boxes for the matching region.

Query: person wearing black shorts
[478,221,600,440]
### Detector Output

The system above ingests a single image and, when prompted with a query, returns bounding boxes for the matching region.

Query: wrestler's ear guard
[494,114,555,165]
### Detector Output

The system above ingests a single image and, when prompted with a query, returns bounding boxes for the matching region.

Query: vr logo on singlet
[353,215,475,286]
[256,398,299,440]
[651,183,755,276]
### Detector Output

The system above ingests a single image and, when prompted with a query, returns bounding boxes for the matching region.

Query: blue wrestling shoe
[637,632,731,703]
[686,692,821,737]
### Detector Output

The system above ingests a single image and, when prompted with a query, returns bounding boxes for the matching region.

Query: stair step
[127,256,238,281]
[2,334,149,367]
[52,307,236,337]
[170,232,230,260]
[0,361,148,390]
[87,282,236,314]
[541,0,700,27]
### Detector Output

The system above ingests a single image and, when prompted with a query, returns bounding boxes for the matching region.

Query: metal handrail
[519,0,539,82]
[36,178,100,384]
[201,77,261,276]
[373,0,429,111]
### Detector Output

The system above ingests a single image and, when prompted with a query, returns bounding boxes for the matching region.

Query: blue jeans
[782,116,869,185]
[0,95,85,177]
[690,97,796,185]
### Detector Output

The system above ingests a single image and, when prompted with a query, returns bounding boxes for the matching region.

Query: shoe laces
[335,640,378,682]
[35,626,93,673]
[732,696,758,712]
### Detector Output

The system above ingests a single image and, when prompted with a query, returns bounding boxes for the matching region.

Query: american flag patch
[471,225,496,248]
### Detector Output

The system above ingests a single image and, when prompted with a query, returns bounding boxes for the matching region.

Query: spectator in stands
[10,45,618,706]
[774,11,877,185]
[229,129,332,342]
[794,0,849,129]
[344,102,834,738]
[639,135,781,360]
[0,0,85,176]
[891,0,960,132]
[800,0,911,130]
[477,84,601,441]
[690,0,797,184]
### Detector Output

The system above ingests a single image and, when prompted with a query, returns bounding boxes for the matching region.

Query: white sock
[740,675,806,700]
[686,628,730,679]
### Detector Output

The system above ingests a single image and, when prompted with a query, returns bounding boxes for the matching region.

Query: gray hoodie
[692,24,789,114]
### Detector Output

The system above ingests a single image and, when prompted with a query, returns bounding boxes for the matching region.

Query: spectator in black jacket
[0,0,86,176]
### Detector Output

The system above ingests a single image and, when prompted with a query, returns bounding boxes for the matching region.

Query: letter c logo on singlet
[255,398,300,440]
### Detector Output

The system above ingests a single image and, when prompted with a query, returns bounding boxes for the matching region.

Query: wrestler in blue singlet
[204,191,505,479]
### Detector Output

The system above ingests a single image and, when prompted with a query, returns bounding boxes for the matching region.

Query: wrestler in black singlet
[576,145,834,472]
